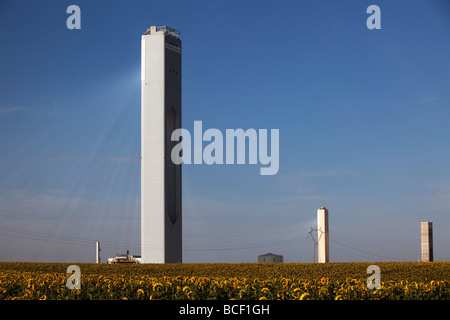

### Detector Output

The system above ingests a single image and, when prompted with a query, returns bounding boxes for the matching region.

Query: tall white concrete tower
[420,221,433,262]
[141,26,182,263]
[317,206,329,263]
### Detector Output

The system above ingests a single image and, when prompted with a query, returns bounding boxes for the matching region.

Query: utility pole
[96,241,101,264]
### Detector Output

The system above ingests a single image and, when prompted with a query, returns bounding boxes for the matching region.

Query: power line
[0,213,408,261]
[331,239,397,261]
[0,209,138,235]
[0,224,310,253]
[185,237,310,252]
[0,226,139,251]
[330,231,399,261]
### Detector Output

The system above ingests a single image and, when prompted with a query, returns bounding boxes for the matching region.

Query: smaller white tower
[420,222,433,262]
[96,241,101,264]
[317,207,329,263]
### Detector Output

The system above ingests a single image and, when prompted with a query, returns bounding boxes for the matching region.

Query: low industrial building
[107,250,141,264]
[258,253,283,263]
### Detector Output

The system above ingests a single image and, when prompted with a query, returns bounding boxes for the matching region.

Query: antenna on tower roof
[143,26,181,38]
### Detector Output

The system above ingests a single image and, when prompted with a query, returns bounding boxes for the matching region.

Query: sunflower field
[0,262,448,300]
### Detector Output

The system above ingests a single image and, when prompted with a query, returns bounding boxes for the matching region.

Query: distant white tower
[141,26,182,263]
[420,222,433,262]
[317,206,329,263]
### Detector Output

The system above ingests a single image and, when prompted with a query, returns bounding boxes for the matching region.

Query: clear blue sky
[0,0,449,263]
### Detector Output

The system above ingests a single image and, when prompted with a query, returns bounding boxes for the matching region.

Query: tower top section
[143,26,180,39]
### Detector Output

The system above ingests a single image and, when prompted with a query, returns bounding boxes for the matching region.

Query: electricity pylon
[307,227,318,263]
